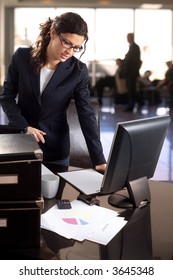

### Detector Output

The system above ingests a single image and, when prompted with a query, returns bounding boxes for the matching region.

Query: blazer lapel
[43,61,71,93]
[29,59,71,103]
[29,66,41,105]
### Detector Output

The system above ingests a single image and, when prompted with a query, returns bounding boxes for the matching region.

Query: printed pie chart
[62,209,92,226]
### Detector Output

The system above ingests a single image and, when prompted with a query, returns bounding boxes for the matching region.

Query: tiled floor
[100,101,173,183]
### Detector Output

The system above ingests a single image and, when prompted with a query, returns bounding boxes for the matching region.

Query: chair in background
[67,98,100,169]
[56,97,100,198]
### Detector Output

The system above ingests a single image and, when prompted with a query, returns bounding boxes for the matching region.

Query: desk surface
[41,179,173,260]
[1,179,172,260]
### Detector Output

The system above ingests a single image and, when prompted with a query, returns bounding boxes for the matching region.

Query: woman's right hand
[26,126,46,143]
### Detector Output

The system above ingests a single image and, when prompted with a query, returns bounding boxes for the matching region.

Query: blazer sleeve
[0,48,30,128]
[73,63,106,166]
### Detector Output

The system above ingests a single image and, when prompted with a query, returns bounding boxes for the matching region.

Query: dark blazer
[124,42,141,78]
[0,48,106,166]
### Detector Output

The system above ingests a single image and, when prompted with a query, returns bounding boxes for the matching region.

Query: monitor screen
[100,115,170,208]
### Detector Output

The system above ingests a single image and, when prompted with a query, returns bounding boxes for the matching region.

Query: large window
[14,8,56,48]
[14,7,95,62]
[135,9,172,80]
[14,7,173,83]
[95,9,134,60]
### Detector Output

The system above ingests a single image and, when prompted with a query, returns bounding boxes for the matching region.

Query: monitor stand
[108,176,151,208]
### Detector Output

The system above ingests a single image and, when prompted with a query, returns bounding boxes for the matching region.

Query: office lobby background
[0,2,173,263]
[0,0,173,87]
[1,1,173,163]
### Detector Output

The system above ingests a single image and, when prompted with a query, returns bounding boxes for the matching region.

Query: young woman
[0,12,106,174]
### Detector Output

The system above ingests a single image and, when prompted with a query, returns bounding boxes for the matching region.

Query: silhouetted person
[157,61,173,107]
[137,70,161,106]
[122,33,141,112]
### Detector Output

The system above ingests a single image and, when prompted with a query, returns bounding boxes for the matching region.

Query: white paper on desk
[41,200,119,241]
[87,217,127,245]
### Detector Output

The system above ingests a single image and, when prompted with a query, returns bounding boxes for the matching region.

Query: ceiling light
[140,4,163,9]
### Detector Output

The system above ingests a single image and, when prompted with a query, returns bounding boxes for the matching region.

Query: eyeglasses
[58,33,83,53]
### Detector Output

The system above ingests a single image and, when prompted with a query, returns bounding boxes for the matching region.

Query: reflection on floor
[100,103,173,183]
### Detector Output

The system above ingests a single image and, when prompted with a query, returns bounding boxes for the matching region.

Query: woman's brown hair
[31,12,88,72]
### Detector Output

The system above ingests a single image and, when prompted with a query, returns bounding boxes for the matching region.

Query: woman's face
[48,29,85,63]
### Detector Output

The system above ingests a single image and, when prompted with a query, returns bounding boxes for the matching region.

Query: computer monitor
[100,115,170,208]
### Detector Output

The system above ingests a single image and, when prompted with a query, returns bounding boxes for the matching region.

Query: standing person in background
[0,12,106,176]
[122,33,141,112]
